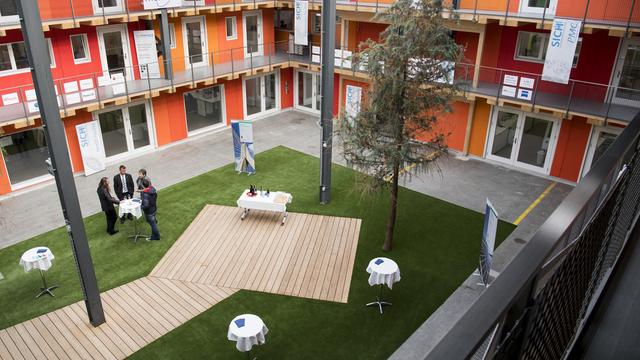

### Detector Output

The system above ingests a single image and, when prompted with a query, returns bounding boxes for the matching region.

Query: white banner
[143,0,181,10]
[479,199,499,286]
[542,19,581,84]
[345,85,362,122]
[294,0,308,46]
[134,30,161,79]
[76,121,106,176]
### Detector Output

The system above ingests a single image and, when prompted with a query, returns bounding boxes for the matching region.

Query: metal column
[319,0,336,204]
[16,0,105,326]
[159,9,174,80]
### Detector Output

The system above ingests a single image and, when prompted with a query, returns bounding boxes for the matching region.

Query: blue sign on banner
[232,121,255,174]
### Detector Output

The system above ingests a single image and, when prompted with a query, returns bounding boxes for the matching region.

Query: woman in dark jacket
[97,177,120,235]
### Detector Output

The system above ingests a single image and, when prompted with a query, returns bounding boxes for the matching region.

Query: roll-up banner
[76,121,106,176]
[345,85,362,123]
[542,19,582,84]
[479,199,498,286]
[232,121,256,174]
[294,0,309,46]
[134,30,162,79]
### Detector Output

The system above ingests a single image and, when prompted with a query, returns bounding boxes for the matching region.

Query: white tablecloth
[227,314,269,352]
[20,247,55,272]
[237,190,292,213]
[118,199,143,219]
[366,257,401,289]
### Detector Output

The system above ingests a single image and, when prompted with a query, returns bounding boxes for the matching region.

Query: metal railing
[422,109,640,359]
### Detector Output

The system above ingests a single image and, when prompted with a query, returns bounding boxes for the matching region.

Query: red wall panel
[280,68,294,109]
[355,22,388,47]
[550,116,592,182]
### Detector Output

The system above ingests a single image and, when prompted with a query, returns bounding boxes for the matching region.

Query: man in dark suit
[113,165,135,223]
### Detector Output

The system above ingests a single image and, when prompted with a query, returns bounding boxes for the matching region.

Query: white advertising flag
[542,19,582,84]
[76,121,106,176]
[134,30,162,79]
[294,0,309,46]
[345,85,362,122]
[479,199,499,286]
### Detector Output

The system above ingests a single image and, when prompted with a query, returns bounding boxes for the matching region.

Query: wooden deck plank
[31,316,82,360]
[290,215,326,297]
[114,285,174,333]
[48,310,104,360]
[244,214,289,290]
[141,278,201,317]
[62,304,123,360]
[305,215,339,299]
[266,213,308,293]
[2,327,30,360]
[98,294,152,348]
[41,313,91,360]
[314,216,344,300]
[150,278,210,311]
[101,289,162,340]
[258,212,304,292]
[13,322,50,359]
[340,219,362,302]
[127,280,186,326]
[280,213,319,295]
[22,319,65,360]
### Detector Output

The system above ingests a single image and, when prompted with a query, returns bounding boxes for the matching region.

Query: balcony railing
[392,108,640,359]
[0,41,637,128]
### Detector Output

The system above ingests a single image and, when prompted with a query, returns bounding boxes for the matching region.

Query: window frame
[169,23,177,49]
[70,33,91,65]
[0,41,31,77]
[514,31,581,68]
[312,13,322,34]
[46,38,56,68]
[0,1,19,24]
[225,16,237,41]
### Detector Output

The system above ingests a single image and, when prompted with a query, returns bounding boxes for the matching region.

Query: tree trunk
[383,161,400,251]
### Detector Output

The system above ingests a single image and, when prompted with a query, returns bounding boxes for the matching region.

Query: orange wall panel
[223,79,244,122]
[152,90,188,146]
[550,116,592,182]
[416,101,469,152]
[0,150,10,195]
[468,99,491,156]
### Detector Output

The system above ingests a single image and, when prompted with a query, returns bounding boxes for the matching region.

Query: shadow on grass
[0,146,514,359]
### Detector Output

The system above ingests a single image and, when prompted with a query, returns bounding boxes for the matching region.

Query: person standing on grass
[97,177,120,235]
[136,168,149,191]
[140,178,160,241]
[113,165,135,224]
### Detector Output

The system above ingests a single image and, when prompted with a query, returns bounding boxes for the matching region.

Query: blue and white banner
[76,121,106,176]
[542,19,582,84]
[143,0,181,10]
[294,0,308,46]
[345,85,362,123]
[479,199,498,286]
[232,121,255,174]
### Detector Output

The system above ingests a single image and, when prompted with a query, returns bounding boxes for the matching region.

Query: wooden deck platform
[0,278,235,360]
[0,205,361,359]
[151,205,362,303]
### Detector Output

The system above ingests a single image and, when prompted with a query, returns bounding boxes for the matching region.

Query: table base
[36,285,59,298]
[366,284,392,314]
[128,216,149,243]
[36,269,58,299]
[240,208,288,226]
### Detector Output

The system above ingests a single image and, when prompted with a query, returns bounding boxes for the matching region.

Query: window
[0,42,30,75]
[275,10,293,30]
[70,34,91,64]
[0,128,50,185]
[0,0,18,21]
[184,85,224,133]
[515,31,581,67]
[225,16,237,40]
[169,23,176,49]
[312,14,322,34]
[46,38,56,68]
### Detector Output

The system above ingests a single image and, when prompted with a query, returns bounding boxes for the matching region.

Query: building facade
[0,0,638,195]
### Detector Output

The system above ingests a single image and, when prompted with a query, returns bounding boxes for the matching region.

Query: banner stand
[477,199,499,287]
[232,120,255,175]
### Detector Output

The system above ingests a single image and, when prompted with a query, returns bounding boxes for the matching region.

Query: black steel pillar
[159,9,173,80]
[16,0,105,326]
[319,0,336,204]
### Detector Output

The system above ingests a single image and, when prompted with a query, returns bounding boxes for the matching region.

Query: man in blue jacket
[140,178,160,241]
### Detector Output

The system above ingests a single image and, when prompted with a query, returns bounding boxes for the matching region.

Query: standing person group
[97,165,160,240]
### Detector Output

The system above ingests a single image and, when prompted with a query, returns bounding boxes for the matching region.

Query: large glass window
[245,77,261,116]
[0,1,18,18]
[185,19,204,65]
[515,31,581,67]
[243,72,279,117]
[0,128,50,185]
[184,86,224,133]
[225,17,237,40]
[0,42,30,74]
[128,104,151,149]
[99,109,128,158]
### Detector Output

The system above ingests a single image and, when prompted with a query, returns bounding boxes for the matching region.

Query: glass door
[243,72,279,118]
[486,108,559,174]
[581,127,622,177]
[97,25,133,80]
[243,11,263,58]
[93,0,124,14]
[612,38,640,107]
[183,16,208,68]
[487,109,519,164]
[0,128,51,188]
[296,70,321,113]
[97,103,153,160]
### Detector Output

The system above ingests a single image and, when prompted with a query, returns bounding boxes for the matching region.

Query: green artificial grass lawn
[0,146,514,359]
